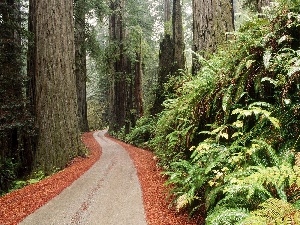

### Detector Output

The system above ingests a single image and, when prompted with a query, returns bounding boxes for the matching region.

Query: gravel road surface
[20,130,147,225]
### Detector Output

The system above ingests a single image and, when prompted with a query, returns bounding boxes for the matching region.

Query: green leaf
[220,133,229,140]
[263,50,272,69]
[246,59,256,69]
[268,116,280,129]
[261,77,278,86]
[288,66,300,77]
[232,120,244,128]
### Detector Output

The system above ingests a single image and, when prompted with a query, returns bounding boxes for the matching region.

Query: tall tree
[192,0,234,74]
[172,0,185,72]
[75,0,89,132]
[108,0,127,132]
[29,0,82,173]
[151,0,185,115]
[90,0,148,133]
[151,0,173,115]
[133,34,144,120]
[126,28,144,127]
[0,0,35,193]
[164,0,171,34]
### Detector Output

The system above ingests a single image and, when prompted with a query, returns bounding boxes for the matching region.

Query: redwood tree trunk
[164,0,171,22]
[134,49,144,119]
[172,0,185,73]
[192,0,234,74]
[108,0,127,132]
[151,0,185,115]
[151,34,173,115]
[75,0,89,132]
[164,0,171,34]
[131,34,144,125]
[31,0,82,173]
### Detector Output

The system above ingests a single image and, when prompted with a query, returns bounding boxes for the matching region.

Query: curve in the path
[20,130,147,225]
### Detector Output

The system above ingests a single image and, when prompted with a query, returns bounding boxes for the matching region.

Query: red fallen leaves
[0,131,204,225]
[105,134,204,225]
[0,132,101,225]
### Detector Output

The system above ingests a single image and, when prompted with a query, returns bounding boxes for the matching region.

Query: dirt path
[20,130,147,225]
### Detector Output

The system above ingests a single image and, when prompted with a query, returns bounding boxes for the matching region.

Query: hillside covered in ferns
[122,1,300,224]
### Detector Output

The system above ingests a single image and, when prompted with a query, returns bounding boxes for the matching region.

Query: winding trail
[20,130,147,225]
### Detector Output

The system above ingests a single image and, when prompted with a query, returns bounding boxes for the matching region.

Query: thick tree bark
[172,0,185,73]
[164,0,171,34]
[27,0,36,115]
[31,0,82,173]
[108,0,127,132]
[164,0,171,22]
[192,0,234,74]
[133,35,144,123]
[75,0,89,132]
[151,34,173,115]
[151,0,185,115]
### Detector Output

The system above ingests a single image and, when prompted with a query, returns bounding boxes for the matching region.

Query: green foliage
[118,1,300,224]
[135,1,300,224]
[10,170,46,192]
[125,116,156,147]
[13,170,45,192]
[87,100,107,130]
[0,0,36,193]
[0,158,18,195]
[238,198,300,225]
[110,126,127,141]
[206,208,249,225]
[220,165,300,206]
[150,57,221,166]
[164,158,206,212]
[0,163,46,196]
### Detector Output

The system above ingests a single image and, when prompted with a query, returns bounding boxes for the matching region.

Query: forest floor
[0,131,203,225]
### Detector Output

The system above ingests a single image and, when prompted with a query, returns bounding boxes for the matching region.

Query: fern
[125,116,156,147]
[146,1,300,222]
[238,198,300,225]
[164,159,206,211]
[233,54,258,103]
[206,207,249,225]
[205,165,300,224]
[232,103,280,129]
[224,165,300,201]
[222,84,233,121]
[249,139,280,166]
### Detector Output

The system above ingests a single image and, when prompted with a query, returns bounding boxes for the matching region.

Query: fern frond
[165,159,207,211]
[232,54,257,104]
[205,185,225,210]
[206,207,249,225]
[250,139,280,166]
[263,49,272,69]
[248,101,273,108]
[222,84,233,120]
[223,182,271,204]
[239,198,300,225]
[235,72,249,104]
[261,77,279,86]
[224,165,300,204]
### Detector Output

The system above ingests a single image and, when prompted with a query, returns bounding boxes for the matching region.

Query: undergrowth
[125,0,300,224]
[0,170,46,196]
